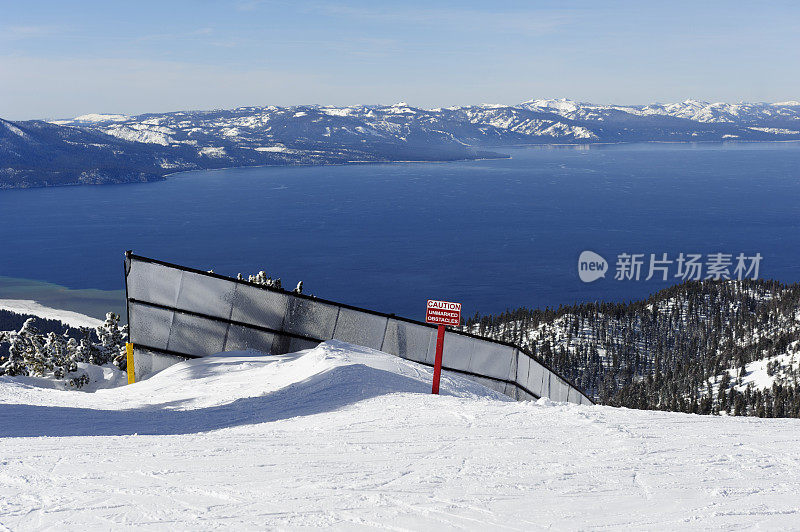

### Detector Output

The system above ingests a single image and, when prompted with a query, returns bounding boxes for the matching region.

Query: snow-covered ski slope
[2,341,800,530]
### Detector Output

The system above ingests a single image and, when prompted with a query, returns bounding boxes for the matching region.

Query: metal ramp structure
[125,252,594,405]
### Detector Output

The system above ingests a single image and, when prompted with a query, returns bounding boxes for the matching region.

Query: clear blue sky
[1,0,798,120]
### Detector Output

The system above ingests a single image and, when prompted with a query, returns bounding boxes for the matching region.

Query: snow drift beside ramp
[124,253,593,405]
[0,341,508,438]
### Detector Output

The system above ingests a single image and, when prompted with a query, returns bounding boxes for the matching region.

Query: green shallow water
[0,276,125,322]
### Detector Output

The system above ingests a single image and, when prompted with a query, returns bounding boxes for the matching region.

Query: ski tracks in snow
[2,343,800,529]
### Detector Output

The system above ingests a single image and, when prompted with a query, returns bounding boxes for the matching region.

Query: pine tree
[0,318,38,376]
[94,313,128,367]
[0,319,86,385]
[75,327,101,365]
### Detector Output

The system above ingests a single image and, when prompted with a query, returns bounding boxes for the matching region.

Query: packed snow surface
[2,341,800,529]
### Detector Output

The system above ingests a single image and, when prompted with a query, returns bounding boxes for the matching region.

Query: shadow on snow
[0,364,431,438]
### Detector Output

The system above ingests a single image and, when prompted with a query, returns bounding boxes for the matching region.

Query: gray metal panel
[224,324,278,353]
[127,260,182,308]
[289,337,321,352]
[503,381,518,398]
[128,302,173,351]
[176,271,237,320]
[440,332,475,373]
[516,352,531,391]
[452,372,506,396]
[382,319,433,363]
[551,378,569,402]
[284,297,338,339]
[542,370,552,399]
[269,334,292,356]
[516,386,538,401]
[510,349,519,384]
[466,339,515,381]
[167,312,228,357]
[425,330,439,365]
[549,376,565,402]
[558,378,572,402]
[526,358,547,398]
[332,308,388,350]
[133,346,184,381]
[553,374,565,400]
[230,283,289,330]
[568,386,585,405]
[562,379,572,401]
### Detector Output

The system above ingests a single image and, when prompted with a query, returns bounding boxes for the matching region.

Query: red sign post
[426,299,462,394]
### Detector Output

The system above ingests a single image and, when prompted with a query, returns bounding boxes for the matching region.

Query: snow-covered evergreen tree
[0,318,88,386]
[75,327,102,366]
[236,269,305,292]
[0,318,38,376]
[247,270,282,289]
[0,313,128,388]
[94,312,128,368]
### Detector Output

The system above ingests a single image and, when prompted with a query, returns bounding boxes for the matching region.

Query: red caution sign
[425,299,461,327]
[426,299,461,395]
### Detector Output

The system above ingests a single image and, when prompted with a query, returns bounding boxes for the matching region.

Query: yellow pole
[126,342,135,384]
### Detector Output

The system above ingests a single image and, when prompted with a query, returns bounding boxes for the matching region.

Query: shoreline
[0,276,125,323]
[0,299,103,329]
[2,138,797,190]
[159,138,799,180]
[161,152,512,179]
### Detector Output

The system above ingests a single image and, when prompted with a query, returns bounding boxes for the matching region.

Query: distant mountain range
[2,99,799,188]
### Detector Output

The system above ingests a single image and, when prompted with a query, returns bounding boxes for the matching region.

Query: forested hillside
[467,280,800,417]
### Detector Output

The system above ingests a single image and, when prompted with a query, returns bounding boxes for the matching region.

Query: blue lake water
[1,142,799,320]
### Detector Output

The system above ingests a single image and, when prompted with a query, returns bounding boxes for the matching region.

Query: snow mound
[0,341,508,437]
[118,339,508,412]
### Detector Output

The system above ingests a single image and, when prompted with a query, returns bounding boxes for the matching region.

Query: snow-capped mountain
[521,98,800,126]
[2,99,799,188]
[52,99,800,151]
[0,118,185,188]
